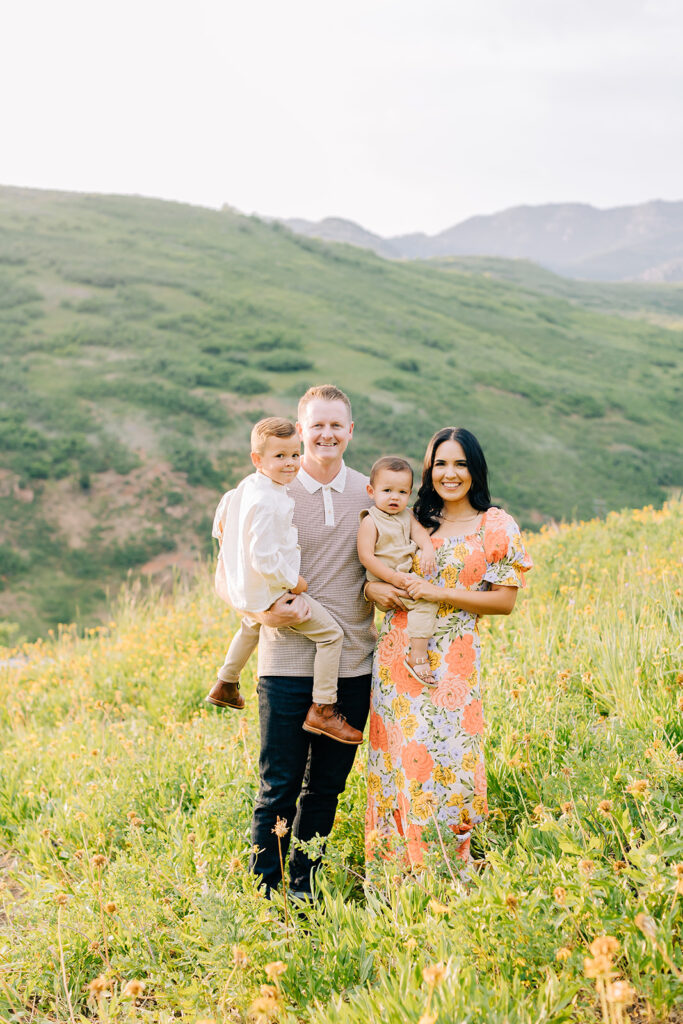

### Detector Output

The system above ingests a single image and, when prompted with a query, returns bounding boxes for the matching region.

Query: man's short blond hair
[297,385,352,423]
[250,417,297,455]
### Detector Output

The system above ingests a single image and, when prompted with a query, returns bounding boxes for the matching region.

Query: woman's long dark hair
[413,427,492,531]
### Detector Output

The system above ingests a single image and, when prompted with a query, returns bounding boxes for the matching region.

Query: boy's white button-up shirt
[212,471,300,613]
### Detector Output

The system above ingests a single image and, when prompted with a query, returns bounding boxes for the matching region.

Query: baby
[357,456,438,686]
[207,416,363,746]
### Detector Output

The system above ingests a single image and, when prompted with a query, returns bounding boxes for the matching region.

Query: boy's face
[297,398,354,466]
[251,434,301,486]
[367,468,413,515]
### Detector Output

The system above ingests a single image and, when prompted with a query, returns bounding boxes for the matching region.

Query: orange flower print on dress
[393,657,424,697]
[386,722,404,762]
[462,699,484,736]
[474,758,486,795]
[445,634,476,679]
[430,675,469,711]
[484,528,508,562]
[406,823,428,866]
[378,624,408,668]
[401,740,434,782]
[369,712,389,752]
[459,549,487,587]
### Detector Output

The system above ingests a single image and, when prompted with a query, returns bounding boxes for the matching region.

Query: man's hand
[365,580,408,612]
[258,592,311,627]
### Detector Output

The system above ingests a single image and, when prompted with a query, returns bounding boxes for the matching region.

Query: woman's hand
[404,577,442,602]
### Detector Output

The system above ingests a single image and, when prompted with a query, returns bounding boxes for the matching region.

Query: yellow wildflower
[589,935,619,958]
[555,947,571,962]
[605,981,635,1005]
[264,961,287,981]
[422,962,446,986]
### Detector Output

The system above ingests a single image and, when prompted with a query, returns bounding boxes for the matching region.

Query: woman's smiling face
[431,438,472,504]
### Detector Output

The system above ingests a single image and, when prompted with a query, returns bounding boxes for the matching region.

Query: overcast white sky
[2,0,682,235]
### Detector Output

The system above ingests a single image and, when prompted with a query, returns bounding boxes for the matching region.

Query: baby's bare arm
[409,512,436,573]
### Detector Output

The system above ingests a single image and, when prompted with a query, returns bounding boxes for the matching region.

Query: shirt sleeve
[212,490,234,541]
[247,503,300,591]
[482,509,533,588]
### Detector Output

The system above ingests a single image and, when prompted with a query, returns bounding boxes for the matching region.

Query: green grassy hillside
[0,186,681,636]
[1,502,681,1022]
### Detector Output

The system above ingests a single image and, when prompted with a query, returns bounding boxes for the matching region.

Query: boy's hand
[419,546,436,574]
[392,571,415,590]
[291,575,308,595]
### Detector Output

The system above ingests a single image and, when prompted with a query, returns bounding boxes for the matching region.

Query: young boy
[207,417,363,746]
[357,456,438,686]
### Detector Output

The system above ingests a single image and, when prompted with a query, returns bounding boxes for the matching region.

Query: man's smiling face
[297,398,354,467]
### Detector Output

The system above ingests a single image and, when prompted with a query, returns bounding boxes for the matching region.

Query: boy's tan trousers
[217,594,343,705]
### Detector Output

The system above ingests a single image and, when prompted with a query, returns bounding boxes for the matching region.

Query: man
[247,384,394,898]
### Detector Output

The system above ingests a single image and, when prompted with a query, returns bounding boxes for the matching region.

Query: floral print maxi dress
[365,507,532,877]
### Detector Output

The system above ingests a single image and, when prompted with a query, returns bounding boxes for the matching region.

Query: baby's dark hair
[369,456,414,487]
[250,416,297,455]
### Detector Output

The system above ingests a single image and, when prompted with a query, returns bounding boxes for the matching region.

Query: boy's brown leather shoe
[206,680,245,710]
[302,703,363,745]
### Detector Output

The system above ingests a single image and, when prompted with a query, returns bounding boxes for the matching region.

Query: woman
[365,427,532,879]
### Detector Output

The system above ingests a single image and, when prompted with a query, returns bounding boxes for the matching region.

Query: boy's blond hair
[297,385,352,422]
[250,417,297,455]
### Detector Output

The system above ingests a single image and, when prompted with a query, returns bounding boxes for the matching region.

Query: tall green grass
[0,501,681,1022]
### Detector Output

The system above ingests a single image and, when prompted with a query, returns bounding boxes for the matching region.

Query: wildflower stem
[56,906,77,1024]
[95,865,111,967]
[429,808,459,887]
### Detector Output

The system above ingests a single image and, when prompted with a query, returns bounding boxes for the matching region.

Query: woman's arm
[404,578,518,616]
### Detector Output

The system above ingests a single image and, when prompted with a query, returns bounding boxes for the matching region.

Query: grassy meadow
[0,500,681,1023]
[1,185,682,637]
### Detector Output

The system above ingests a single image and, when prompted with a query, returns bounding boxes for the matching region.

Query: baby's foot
[403,657,437,687]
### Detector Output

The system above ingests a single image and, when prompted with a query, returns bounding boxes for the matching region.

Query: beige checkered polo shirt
[257,463,376,679]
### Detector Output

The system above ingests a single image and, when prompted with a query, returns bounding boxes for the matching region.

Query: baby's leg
[405,600,439,686]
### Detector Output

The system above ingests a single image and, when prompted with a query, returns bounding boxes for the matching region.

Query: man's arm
[364,580,408,612]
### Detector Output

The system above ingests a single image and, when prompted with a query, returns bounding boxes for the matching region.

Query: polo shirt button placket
[322,485,335,526]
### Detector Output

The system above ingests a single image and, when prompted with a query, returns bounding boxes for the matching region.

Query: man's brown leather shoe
[302,703,363,745]
[205,679,246,710]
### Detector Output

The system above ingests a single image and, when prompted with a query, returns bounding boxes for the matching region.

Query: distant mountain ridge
[282,200,683,282]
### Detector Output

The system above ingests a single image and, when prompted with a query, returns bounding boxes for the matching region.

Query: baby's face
[253,434,301,486]
[370,468,413,515]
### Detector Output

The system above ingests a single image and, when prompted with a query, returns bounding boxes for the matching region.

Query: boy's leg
[290,595,342,704]
[217,617,261,682]
[291,595,363,745]
[208,617,260,709]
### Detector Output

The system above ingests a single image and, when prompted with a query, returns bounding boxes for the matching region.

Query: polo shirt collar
[298,462,347,493]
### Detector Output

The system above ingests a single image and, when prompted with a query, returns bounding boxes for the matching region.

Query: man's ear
[295,421,303,439]
[251,451,261,469]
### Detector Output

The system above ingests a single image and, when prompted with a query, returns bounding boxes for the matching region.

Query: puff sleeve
[482,508,533,588]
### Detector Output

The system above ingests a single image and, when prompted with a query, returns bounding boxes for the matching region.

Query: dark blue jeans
[249,673,371,895]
